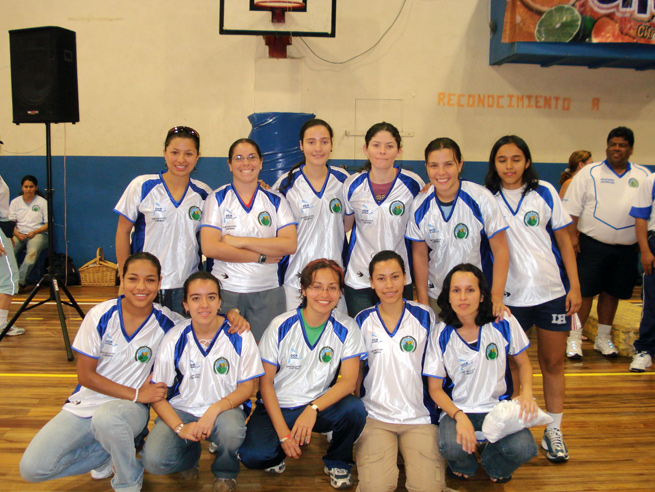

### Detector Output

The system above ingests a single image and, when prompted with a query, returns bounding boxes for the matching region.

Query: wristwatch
[258,254,267,264]
[309,402,320,414]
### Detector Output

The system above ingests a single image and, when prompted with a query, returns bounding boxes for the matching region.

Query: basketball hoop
[253,0,306,58]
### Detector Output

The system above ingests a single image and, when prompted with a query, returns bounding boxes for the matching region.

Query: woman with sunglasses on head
[201,138,297,341]
[342,122,424,317]
[21,252,184,492]
[275,118,350,312]
[355,250,449,492]
[239,259,366,490]
[115,126,213,315]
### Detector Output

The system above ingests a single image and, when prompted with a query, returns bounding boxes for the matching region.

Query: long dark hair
[437,264,495,328]
[359,122,402,172]
[485,135,539,197]
[19,175,46,198]
[279,118,334,194]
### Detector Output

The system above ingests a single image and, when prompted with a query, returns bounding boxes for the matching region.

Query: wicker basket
[79,248,118,286]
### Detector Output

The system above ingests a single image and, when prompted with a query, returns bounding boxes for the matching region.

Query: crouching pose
[20,253,182,492]
[141,271,262,492]
[239,259,367,489]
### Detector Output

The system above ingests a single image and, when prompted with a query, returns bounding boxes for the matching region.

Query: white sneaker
[208,441,218,453]
[264,460,286,474]
[630,351,652,372]
[566,336,583,359]
[594,335,618,357]
[323,466,353,489]
[541,427,569,462]
[90,460,113,480]
[2,324,25,336]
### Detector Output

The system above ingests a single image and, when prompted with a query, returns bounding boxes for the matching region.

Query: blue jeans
[635,234,655,356]
[142,407,246,480]
[438,413,537,480]
[239,394,367,471]
[20,400,149,492]
[13,232,47,285]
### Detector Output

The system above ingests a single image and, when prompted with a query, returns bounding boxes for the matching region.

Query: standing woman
[9,175,48,291]
[275,118,350,311]
[115,126,213,314]
[559,150,592,200]
[200,138,297,340]
[0,164,22,336]
[406,138,510,317]
[343,122,424,316]
[485,135,580,462]
[21,252,183,492]
[142,271,263,492]
[424,264,538,483]
[355,250,448,492]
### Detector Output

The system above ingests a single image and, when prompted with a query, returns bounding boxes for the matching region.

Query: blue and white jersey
[114,173,213,290]
[200,183,296,293]
[343,168,424,289]
[423,315,529,417]
[0,175,10,221]
[563,160,650,245]
[152,319,264,418]
[406,180,508,300]
[630,172,655,231]
[274,165,349,291]
[65,297,182,418]
[495,182,572,306]
[357,300,436,425]
[259,309,366,408]
[9,195,47,234]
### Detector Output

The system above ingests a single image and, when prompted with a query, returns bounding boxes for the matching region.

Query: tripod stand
[0,123,85,360]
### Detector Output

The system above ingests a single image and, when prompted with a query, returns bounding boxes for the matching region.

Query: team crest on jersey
[485,343,499,360]
[524,211,540,227]
[329,198,342,214]
[188,206,201,221]
[389,201,405,216]
[135,346,152,363]
[258,211,272,226]
[400,336,417,353]
[214,357,230,375]
[629,178,639,188]
[319,346,334,363]
[454,223,469,239]
[32,205,40,212]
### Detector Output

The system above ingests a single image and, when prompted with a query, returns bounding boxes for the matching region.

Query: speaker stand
[0,123,85,360]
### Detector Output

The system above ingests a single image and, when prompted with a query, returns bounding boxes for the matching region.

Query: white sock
[569,329,582,341]
[597,324,612,338]
[0,309,8,326]
[547,412,563,429]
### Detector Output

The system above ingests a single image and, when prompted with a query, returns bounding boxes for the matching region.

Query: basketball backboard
[219,0,336,37]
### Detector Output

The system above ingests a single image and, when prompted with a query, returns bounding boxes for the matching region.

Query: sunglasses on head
[167,126,200,138]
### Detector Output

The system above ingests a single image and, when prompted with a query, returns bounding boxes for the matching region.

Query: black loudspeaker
[9,26,79,124]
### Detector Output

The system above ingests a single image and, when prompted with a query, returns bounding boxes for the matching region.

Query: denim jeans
[20,400,149,492]
[239,394,367,471]
[13,232,47,285]
[438,412,537,480]
[142,407,246,480]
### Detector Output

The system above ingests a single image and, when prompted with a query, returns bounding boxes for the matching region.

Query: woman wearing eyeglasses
[114,126,213,315]
[200,138,297,341]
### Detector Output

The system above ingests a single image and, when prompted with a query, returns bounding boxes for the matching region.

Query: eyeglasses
[167,126,200,138]
[231,154,261,163]
[307,284,341,294]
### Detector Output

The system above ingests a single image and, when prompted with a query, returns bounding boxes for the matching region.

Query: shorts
[577,233,638,300]
[510,295,571,332]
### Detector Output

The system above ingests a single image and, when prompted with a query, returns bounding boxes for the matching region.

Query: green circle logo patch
[454,223,469,239]
[629,178,639,188]
[400,336,417,353]
[188,206,201,221]
[389,201,405,216]
[214,357,229,375]
[329,198,342,214]
[524,211,540,227]
[135,346,152,363]
[32,205,40,212]
[319,346,334,363]
[486,343,499,360]
[258,211,272,226]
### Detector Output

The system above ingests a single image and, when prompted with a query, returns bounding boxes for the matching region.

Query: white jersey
[563,160,651,245]
[406,181,508,299]
[0,175,10,221]
[201,183,296,293]
[357,301,436,425]
[259,309,366,408]
[343,168,424,289]
[114,173,213,290]
[630,172,655,231]
[274,165,349,291]
[65,297,182,418]
[9,195,47,234]
[423,315,529,416]
[494,182,572,306]
[152,319,264,418]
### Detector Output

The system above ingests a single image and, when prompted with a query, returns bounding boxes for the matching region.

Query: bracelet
[224,396,234,410]
[309,403,320,414]
[452,409,462,420]
[132,387,139,403]
[174,423,184,435]
[229,308,241,316]
[279,434,291,444]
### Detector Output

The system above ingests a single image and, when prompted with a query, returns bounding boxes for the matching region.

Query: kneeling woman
[20,252,182,492]
[142,271,263,492]
[424,264,538,483]
[239,259,367,490]
[355,250,448,492]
